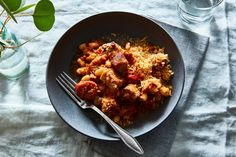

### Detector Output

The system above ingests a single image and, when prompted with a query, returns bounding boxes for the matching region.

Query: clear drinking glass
[0,25,29,79]
[178,0,223,23]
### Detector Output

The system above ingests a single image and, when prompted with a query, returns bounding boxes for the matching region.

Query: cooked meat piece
[75,81,97,101]
[124,51,135,64]
[122,84,140,101]
[99,68,123,91]
[95,42,121,54]
[141,78,162,94]
[100,97,119,117]
[110,52,128,76]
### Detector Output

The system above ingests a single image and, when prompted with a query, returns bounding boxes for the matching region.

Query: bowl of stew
[46,11,185,140]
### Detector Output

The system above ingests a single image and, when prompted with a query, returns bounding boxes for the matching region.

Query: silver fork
[56,72,144,154]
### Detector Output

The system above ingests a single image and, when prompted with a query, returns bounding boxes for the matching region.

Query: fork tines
[56,72,82,103]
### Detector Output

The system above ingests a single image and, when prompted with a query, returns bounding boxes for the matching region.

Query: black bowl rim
[46,11,185,141]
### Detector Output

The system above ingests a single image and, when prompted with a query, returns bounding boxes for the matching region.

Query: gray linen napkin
[90,20,210,157]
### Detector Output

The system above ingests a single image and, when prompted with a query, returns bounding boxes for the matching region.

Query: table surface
[0,0,236,157]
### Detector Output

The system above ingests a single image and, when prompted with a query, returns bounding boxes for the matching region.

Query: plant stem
[3,33,42,49]
[0,16,11,34]
[0,10,4,17]
[19,33,42,47]
[3,45,16,49]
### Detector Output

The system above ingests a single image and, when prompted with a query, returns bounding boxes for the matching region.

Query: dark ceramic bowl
[46,12,185,140]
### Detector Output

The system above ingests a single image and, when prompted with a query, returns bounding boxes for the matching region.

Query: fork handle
[91,105,144,154]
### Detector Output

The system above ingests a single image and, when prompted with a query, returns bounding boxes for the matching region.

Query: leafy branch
[0,0,55,55]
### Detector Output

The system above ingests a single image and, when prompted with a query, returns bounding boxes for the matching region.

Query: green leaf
[33,0,55,31]
[0,0,17,23]
[13,4,35,14]
[3,0,22,12]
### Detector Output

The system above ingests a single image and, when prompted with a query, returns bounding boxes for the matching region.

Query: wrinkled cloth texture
[0,0,235,157]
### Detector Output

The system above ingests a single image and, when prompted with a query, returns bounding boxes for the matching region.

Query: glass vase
[0,25,29,79]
